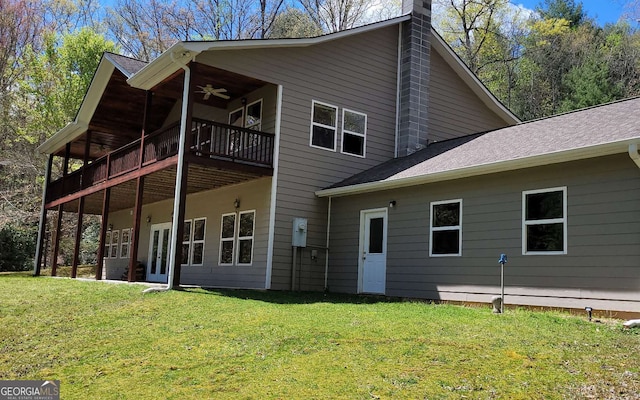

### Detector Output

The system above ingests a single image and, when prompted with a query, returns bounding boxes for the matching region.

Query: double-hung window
[430,199,462,256]
[104,231,112,259]
[245,100,262,131]
[110,230,119,258]
[182,220,192,266]
[341,109,367,157]
[310,100,338,151]
[191,218,206,265]
[523,187,567,254]
[237,211,255,265]
[219,211,256,266]
[182,218,206,265]
[220,213,236,265]
[120,229,131,259]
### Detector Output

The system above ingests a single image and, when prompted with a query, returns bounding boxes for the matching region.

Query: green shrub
[0,224,36,272]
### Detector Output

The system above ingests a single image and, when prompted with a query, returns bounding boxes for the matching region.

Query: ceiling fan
[195,84,230,100]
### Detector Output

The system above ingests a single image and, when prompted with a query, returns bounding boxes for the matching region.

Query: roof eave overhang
[36,121,89,155]
[316,139,639,198]
[127,15,411,91]
[37,58,116,155]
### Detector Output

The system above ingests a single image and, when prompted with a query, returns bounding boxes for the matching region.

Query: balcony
[45,118,275,205]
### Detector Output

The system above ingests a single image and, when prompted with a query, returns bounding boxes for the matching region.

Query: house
[33,0,639,314]
[317,98,640,314]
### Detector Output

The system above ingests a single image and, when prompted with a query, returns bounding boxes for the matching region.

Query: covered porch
[34,58,279,287]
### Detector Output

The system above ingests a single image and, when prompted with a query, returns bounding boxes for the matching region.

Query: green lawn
[1,274,638,399]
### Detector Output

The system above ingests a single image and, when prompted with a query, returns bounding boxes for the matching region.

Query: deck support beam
[71,197,85,278]
[51,205,63,277]
[95,188,111,280]
[34,154,53,276]
[128,177,144,282]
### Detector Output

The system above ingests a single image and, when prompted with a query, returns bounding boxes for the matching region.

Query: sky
[513,0,629,26]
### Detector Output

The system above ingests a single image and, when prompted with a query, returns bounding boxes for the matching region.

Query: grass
[0,274,638,399]
[38,265,96,278]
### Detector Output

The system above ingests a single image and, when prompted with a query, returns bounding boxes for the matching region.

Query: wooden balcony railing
[45,119,275,203]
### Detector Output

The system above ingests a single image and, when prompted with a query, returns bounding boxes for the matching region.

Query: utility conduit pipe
[144,50,192,294]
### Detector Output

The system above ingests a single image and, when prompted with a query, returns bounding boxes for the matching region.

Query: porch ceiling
[59,163,269,215]
[153,63,268,109]
[56,63,268,161]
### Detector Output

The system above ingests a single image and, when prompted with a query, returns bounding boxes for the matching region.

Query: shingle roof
[328,132,486,188]
[104,53,148,78]
[324,97,640,193]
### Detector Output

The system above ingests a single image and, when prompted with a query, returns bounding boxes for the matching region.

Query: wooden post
[71,197,85,278]
[81,131,92,188]
[139,91,153,168]
[69,132,92,279]
[51,205,63,277]
[95,188,110,280]
[61,143,71,195]
[34,154,54,276]
[128,176,144,282]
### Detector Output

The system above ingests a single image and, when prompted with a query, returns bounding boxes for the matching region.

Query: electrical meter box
[292,217,308,247]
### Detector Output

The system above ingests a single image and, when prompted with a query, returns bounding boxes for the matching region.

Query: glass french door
[147,223,171,283]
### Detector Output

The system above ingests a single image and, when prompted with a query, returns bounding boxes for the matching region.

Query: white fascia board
[315,139,637,197]
[126,43,192,90]
[127,16,410,91]
[430,31,520,125]
[36,121,89,155]
[36,59,116,155]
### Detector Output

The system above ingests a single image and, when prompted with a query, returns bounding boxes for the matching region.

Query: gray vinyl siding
[104,177,271,288]
[328,154,640,312]
[198,26,401,290]
[195,24,515,291]
[429,49,508,141]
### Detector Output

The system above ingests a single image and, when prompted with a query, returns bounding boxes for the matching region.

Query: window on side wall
[110,230,120,258]
[246,99,262,131]
[219,213,236,266]
[430,199,462,257]
[191,218,206,265]
[523,187,567,255]
[104,231,112,259]
[181,218,206,266]
[120,228,131,259]
[182,220,192,266]
[237,210,255,265]
[310,100,338,151]
[341,109,367,157]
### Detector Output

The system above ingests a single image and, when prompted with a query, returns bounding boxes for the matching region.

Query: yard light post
[499,254,507,314]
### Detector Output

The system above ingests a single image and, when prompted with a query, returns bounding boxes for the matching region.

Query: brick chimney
[397,0,432,157]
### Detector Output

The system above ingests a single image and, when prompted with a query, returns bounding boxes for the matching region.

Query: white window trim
[219,212,236,266]
[110,230,120,259]
[104,231,112,259]
[228,106,244,126]
[340,108,367,158]
[245,98,263,131]
[120,228,131,259]
[429,199,463,257]
[309,100,338,152]
[236,210,256,266]
[522,186,567,255]
[181,219,193,267]
[190,217,206,266]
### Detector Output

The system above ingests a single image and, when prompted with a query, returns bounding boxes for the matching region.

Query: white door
[359,209,387,294]
[147,223,171,283]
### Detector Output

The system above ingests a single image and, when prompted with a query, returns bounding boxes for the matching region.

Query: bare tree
[105,0,196,61]
[297,0,376,32]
